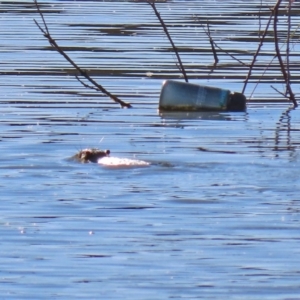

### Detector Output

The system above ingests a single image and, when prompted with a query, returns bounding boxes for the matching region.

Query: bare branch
[147,0,189,82]
[242,8,274,94]
[33,0,132,108]
[194,15,247,67]
[206,22,219,65]
[286,0,292,96]
[75,76,100,92]
[271,85,287,98]
[273,0,297,107]
[212,42,247,66]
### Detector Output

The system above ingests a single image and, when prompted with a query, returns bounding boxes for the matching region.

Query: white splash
[97,156,150,167]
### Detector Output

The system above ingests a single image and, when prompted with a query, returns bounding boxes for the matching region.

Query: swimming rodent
[71,148,172,167]
[72,148,110,163]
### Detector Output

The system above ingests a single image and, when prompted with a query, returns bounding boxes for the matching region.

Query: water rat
[72,148,110,163]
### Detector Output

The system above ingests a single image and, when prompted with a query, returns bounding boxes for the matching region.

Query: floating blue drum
[159,80,246,111]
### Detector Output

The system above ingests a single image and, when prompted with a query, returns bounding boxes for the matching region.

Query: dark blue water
[1,1,300,299]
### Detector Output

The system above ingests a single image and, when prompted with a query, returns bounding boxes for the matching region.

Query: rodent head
[77,148,110,163]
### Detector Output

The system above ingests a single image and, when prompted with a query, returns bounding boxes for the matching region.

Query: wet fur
[72,148,110,163]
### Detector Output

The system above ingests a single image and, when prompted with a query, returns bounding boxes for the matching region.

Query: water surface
[1,1,300,299]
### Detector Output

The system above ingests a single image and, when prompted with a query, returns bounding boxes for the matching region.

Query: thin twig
[75,76,100,92]
[205,22,218,64]
[258,0,263,38]
[242,8,274,94]
[194,15,247,66]
[147,0,189,82]
[271,85,287,98]
[33,0,131,108]
[286,0,292,96]
[250,17,300,99]
[249,52,277,99]
[212,42,247,66]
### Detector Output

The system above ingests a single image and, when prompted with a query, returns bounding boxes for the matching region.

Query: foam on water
[97,156,150,167]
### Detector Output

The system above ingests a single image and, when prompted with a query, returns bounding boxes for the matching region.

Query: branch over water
[33,0,132,108]
[147,0,189,82]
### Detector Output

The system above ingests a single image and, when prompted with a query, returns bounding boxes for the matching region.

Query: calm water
[1,1,300,299]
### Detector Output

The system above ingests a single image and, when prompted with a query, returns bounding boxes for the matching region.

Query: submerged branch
[33,0,132,108]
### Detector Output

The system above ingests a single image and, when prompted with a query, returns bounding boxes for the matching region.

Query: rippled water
[1,1,300,299]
